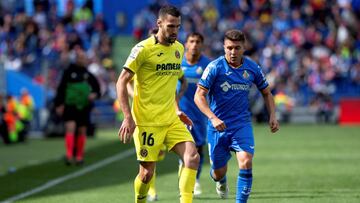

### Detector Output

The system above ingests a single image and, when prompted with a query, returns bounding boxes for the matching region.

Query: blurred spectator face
[75,48,88,67]
[157,14,181,44]
[224,39,245,67]
[185,35,203,57]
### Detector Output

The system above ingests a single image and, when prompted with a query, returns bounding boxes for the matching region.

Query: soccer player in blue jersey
[179,32,211,196]
[194,29,279,202]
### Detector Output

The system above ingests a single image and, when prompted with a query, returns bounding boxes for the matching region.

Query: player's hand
[210,116,226,131]
[177,111,193,129]
[55,105,64,116]
[118,117,136,144]
[269,116,279,133]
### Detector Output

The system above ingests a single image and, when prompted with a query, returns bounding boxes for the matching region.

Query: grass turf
[0,125,359,202]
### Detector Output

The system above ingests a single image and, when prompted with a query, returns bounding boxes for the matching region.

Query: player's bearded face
[224,39,245,67]
[159,15,181,44]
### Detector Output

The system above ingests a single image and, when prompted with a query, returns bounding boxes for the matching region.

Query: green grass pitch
[0,124,359,202]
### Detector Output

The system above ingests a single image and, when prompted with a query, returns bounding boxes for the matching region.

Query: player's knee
[138,168,154,183]
[183,150,200,169]
[239,158,252,169]
[212,167,227,180]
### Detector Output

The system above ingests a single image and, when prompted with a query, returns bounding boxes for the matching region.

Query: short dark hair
[185,32,204,43]
[158,5,181,18]
[224,29,246,42]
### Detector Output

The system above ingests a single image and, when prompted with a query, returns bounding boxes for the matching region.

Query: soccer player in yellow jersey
[116,5,200,203]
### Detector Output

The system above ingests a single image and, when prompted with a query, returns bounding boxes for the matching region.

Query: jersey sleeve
[198,62,217,90]
[254,65,269,90]
[124,44,146,73]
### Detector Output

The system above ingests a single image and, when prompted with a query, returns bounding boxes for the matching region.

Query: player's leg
[74,108,91,165]
[135,161,156,203]
[165,119,199,203]
[75,125,87,165]
[231,123,255,203]
[62,106,77,165]
[171,141,199,203]
[191,122,207,196]
[133,126,165,202]
[208,129,231,198]
[235,151,253,203]
[147,145,166,201]
[64,120,76,165]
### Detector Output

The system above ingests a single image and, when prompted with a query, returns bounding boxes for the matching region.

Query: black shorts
[63,105,91,126]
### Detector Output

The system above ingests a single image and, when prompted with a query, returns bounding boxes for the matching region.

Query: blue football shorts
[190,119,207,147]
[207,122,254,169]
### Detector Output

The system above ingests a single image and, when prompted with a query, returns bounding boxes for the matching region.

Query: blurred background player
[178,32,211,196]
[195,29,279,202]
[54,46,101,165]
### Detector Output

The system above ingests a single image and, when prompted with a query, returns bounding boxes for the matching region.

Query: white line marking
[2,148,135,203]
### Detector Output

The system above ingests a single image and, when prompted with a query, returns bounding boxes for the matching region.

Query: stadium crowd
[0,0,118,141]
[0,0,116,100]
[133,0,360,121]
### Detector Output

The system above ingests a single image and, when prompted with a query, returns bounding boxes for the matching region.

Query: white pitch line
[2,148,135,203]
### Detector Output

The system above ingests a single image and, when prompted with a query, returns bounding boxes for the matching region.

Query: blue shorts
[208,123,254,169]
[190,119,207,147]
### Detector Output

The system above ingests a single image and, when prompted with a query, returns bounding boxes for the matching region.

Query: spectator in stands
[54,46,101,166]
[17,88,34,142]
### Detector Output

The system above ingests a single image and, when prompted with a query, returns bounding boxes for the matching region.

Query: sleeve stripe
[197,84,209,91]
[123,67,135,74]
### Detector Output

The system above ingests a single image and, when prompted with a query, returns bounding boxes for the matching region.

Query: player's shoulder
[208,56,225,69]
[135,36,155,49]
[243,56,262,71]
[174,40,185,51]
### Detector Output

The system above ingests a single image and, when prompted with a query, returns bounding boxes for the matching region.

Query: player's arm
[116,68,136,143]
[194,85,226,131]
[176,75,188,102]
[260,86,279,133]
[127,79,134,98]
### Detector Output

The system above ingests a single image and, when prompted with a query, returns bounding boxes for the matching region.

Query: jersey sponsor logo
[155,63,181,76]
[156,63,181,71]
[220,81,231,92]
[140,148,148,157]
[242,70,250,79]
[175,50,180,59]
[220,81,250,92]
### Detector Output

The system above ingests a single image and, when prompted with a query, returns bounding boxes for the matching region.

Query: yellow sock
[148,171,156,197]
[179,167,197,203]
[134,175,150,203]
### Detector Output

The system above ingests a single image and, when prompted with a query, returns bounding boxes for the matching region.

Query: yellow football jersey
[124,36,184,126]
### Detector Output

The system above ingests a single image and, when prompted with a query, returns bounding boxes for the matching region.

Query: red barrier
[339,98,360,125]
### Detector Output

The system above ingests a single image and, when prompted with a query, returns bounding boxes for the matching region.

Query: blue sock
[210,169,227,184]
[196,152,204,180]
[236,169,252,203]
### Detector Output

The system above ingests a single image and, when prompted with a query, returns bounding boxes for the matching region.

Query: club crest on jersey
[243,70,250,79]
[175,50,180,59]
[140,148,148,157]
[196,66,203,75]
